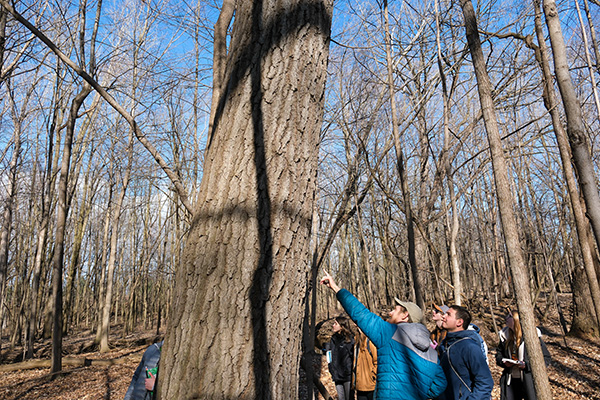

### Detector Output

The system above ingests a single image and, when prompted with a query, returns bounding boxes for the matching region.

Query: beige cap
[394,298,423,322]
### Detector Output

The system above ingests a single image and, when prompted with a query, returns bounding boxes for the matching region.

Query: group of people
[122,272,550,400]
[320,271,551,400]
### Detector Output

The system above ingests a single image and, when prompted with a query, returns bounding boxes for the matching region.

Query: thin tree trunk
[63,180,93,335]
[459,1,553,399]
[435,0,462,305]
[51,86,90,373]
[27,71,61,358]
[0,97,22,357]
[574,0,600,122]
[99,127,134,353]
[50,0,101,373]
[540,0,600,330]
[94,185,113,345]
[382,0,425,312]
[582,0,600,76]
[543,0,600,266]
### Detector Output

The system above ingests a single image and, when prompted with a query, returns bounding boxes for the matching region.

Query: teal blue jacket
[337,289,447,399]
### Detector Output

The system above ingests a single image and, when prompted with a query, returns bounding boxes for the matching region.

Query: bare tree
[48,0,101,374]
[459,0,553,399]
[543,0,600,265]
[382,0,425,312]
[0,85,25,354]
[531,0,600,333]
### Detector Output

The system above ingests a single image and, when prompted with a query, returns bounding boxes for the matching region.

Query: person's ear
[456,318,464,328]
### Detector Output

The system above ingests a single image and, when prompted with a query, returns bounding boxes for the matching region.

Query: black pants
[506,377,528,400]
[356,390,374,400]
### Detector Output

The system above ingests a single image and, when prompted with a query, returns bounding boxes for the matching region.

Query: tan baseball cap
[394,298,423,322]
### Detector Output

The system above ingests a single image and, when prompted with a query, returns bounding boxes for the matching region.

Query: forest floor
[0,293,599,399]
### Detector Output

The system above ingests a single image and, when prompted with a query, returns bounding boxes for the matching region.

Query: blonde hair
[507,310,522,357]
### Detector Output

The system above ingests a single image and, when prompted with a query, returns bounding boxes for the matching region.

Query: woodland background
[2,0,600,398]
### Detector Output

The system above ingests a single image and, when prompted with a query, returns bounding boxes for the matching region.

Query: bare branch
[0,0,194,216]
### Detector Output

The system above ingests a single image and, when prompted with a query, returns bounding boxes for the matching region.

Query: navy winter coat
[337,289,447,400]
[437,330,493,400]
[124,341,162,400]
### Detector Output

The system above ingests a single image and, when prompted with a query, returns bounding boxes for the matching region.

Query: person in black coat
[495,311,551,400]
[327,316,355,400]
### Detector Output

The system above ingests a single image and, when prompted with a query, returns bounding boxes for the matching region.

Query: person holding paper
[495,311,551,400]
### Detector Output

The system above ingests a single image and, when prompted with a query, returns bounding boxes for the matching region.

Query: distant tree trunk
[0,100,22,355]
[49,0,101,373]
[99,0,148,348]
[63,178,93,335]
[51,86,90,373]
[99,131,133,353]
[582,0,600,77]
[459,1,553,399]
[94,185,113,345]
[158,1,332,398]
[27,68,63,358]
[435,0,462,305]
[532,0,600,334]
[574,0,600,122]
[382,0,424,312]
[543,0,600,271]
[0,5,7,81]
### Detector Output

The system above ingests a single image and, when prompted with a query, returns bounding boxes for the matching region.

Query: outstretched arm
[320,271,341,293]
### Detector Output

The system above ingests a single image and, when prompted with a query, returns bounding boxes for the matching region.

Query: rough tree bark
[157,1,332,398]
[458,1,553,399]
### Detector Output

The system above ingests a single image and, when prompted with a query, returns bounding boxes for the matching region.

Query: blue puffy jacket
[337,289,447,400]
[437,330,493,400]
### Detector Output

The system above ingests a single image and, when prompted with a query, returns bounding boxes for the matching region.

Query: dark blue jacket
[438,330,493,400]
[337,289,447,400]
[124,341,163,400]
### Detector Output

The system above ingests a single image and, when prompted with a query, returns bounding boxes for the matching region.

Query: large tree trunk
[158,1,332,398]
[458,1,553,399]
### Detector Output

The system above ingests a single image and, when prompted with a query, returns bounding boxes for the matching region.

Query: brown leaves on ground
[1,306,600,399]
[0,329,159,400]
